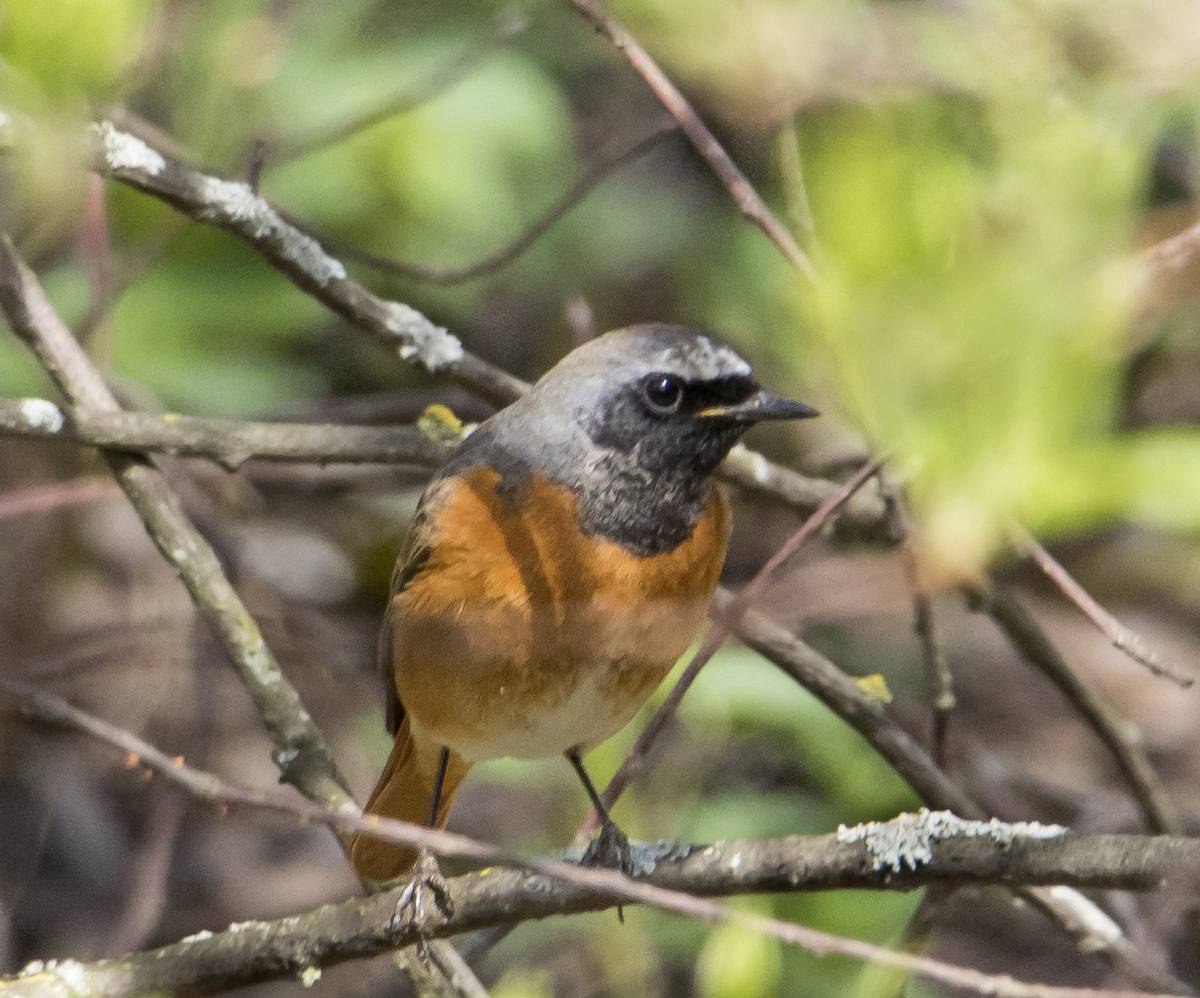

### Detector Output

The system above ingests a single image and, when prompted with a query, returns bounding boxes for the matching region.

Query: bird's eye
[643,374,684,413]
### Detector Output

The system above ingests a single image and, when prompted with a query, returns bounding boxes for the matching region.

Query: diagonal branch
[322,121,678,284]
[266,9,528,167]
[566,0,818,282]
[966,582,1182,836]
[721,595,1189,993]
[1011,526,1194,688]
[0,235,355,818]
[89,120,526,407]
[586,456,885,830]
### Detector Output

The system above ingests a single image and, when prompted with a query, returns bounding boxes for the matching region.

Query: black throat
[574,459,713,557]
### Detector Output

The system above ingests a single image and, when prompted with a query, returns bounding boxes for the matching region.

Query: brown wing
[378,484,443,735]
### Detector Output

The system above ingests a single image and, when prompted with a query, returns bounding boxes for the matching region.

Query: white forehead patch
[656,335,752,381]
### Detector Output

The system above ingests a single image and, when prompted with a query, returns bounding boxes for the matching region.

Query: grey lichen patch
[93,121,166,176]
[386,303,464,371]
[837,808,1067,874]
[627,839,695,877]
[194,177,346,287]
[18,397,65,433]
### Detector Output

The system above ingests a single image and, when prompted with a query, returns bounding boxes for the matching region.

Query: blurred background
[3,0,1200,995]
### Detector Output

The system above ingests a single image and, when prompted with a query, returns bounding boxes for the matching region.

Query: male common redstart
[350,324,816,883]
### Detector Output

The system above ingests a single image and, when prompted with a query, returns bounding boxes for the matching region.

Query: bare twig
[1139,218,1200,280]
[966,582,1182,836]
[584,456,885,831]
[721,443,896,540]
[1011,526,1194,689]
[0,476,118,521]
[324,121,677,284]
[0,236,355,819]
[0,397,451,470]
[267,9,528,166]
[1,676,1191,998]
[898,505,956,767]
[567,0,818,282]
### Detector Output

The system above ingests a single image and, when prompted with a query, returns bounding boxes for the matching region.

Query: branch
[0,236,355,818]
[88,121,526,407]
[0,475,117,522]
[566,0,818,282]
[266,9,528,166]
[1011,526,1194,688]
[898,502,956,767]
[0,397,451,470]
[85,119,883,534]
[323,121,678,284]
[719,592,1192,994]
[2,676,1192,998]
[966,582,1182,836]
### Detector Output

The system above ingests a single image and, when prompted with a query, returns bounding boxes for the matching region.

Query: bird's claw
[392,849,455,947]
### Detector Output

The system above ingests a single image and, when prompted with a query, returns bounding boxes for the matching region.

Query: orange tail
[350,719,470,883]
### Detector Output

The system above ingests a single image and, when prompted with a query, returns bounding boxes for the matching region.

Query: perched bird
[350,323,816,884]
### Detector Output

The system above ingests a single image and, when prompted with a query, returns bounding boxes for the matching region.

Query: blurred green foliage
[4,0,1200,993]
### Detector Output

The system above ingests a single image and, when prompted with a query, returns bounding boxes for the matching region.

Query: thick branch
[4,821,1190,998]
[0,397,450,469]
[5,677,1188,998]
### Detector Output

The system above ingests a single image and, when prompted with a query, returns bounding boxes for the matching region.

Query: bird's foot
[581,819,637,923]
[391,849,455,960]
[581,817,636,876]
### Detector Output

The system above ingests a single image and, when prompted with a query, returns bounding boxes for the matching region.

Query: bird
[349,323,816,886]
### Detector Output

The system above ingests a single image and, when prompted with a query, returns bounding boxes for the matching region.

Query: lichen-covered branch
[90,120,526,406]
[83,118,886,533]
[6,675,1190,998]
[0,236,355,817]
[5,817,1190,998]
[718,592,1192,993]
[0,396,451,469]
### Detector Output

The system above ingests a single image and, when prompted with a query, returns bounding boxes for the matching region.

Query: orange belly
[392,467,730,761]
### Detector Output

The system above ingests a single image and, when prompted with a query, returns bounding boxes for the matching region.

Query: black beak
[698,390,819,423]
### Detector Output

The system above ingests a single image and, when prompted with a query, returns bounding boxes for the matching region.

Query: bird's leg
[566,748,635,877]
[393,746,455,941]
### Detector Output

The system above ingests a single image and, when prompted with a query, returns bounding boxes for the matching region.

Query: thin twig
[1011,526,1194,689]
[567,0,818,282]
[322,121,677,284]
[585,456,885,830]
[0,476,119,522]
[966,581,1182,836]
[0,676,1190,998]
[267,9,528,166]
[0,397,451,470]
[898,503,956,767]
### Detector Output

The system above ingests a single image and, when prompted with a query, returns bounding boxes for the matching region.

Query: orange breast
[392,466,730,760]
